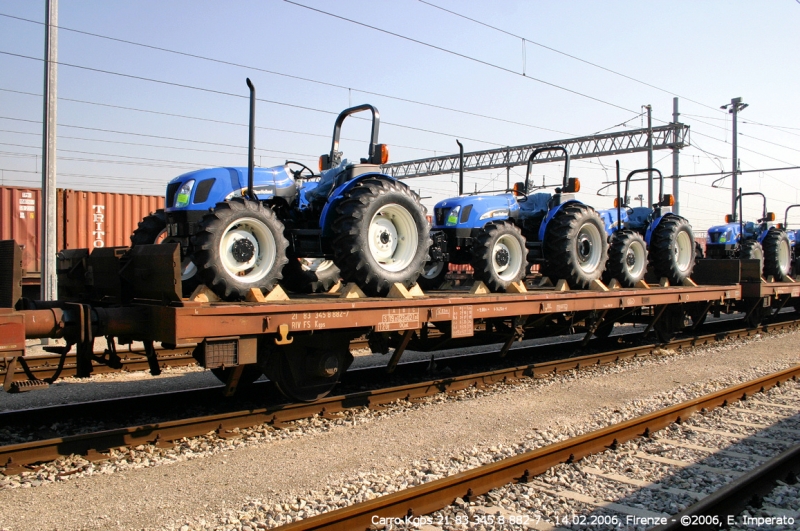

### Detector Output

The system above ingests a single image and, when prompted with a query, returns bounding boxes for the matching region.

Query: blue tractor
[781,204,800,265]
[705,190,792,281]
[420,146,608,292]
[596,162,695,287]
[131,79,431,301]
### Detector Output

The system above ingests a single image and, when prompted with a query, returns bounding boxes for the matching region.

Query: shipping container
[0,185,162,292]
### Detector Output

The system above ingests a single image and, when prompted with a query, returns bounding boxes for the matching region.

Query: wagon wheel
[261,345,353,402]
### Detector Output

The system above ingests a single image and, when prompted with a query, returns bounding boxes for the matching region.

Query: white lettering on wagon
[92,205,105,248]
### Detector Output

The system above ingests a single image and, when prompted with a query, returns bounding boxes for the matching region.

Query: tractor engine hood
[706,222,740,245]
[165,165,297,211]
[432,194,519,229]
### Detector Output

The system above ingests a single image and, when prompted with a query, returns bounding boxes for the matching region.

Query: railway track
[1,317,797,478]
[271,366,800,531]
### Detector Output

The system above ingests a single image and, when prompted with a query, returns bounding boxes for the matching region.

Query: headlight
[174,180,195,208]
[446,206,461,226]
[479,208,509,221]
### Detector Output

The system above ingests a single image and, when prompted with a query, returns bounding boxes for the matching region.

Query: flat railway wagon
[1,238,798,401]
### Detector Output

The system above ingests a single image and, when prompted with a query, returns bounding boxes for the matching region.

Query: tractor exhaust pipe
[616,160,621,232]
[457,139,464,196]
[246,78,256,201]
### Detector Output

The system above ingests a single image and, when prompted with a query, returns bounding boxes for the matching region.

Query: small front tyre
[192,198,289,301]
[281,258,341,294]
[604,230,647,288]
[332,178,431,297]
[417,260,449,291]
[471,221,527,292]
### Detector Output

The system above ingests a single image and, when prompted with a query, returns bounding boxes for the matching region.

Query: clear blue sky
[1,0,798,230]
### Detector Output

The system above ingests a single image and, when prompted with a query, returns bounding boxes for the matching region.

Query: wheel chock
[766,275,775,283]
[659,278,670,288]
[635,279,650,289]
[682,277,698,287]
[408,284,425,297]
[339,283,367,299]
[538,277,554,287]
[506,281,527,293]
[265,285,290,301]
[190,285,221,303]
[327,280,343,294]
[607,279,621,290]
[554,279,570,292]
[469,281,490,295]
[588,279,609,292]
[245,287,266,302]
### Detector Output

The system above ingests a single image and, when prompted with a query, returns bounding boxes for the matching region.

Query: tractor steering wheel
[286,161,317,180]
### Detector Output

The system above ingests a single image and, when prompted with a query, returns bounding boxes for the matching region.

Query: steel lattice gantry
[381,123,690,179]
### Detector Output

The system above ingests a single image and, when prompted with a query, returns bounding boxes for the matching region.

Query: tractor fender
[644,212,680,246]
[319,172,404,237]
[537,199,582,242]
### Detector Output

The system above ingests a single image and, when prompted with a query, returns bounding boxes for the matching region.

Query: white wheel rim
[155,228,168,245]
[779,239,791,272]
[368,204,418,272]
[301,258,335,273]
[674,230,693,272]
[218,217,276,282]
[493,234,523,281]
[181,258,197,281]
[576,222,603,274]
[422,261,444,279]
[626,239,646,278]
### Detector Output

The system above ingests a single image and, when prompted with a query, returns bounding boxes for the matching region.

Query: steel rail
[273,366,800,531]
[651,443,800,531]
[1,319,797,475]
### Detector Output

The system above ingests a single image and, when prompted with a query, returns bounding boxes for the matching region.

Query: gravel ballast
[0,329,798,530]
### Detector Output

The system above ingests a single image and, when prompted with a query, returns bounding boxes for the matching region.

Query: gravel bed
[0,327,797,530]
[730,480,800,531]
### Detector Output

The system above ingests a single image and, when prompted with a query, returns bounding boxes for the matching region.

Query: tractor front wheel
[471,221,527,292]
[740,240,764,273]
[281,258,340,294]
[649,216,695,286]
[605,230,647,288]
[332,178,430,296]
[417,260,450,291]
[762,229,792,281]
[192,198,288,301]
[542,204,608,289]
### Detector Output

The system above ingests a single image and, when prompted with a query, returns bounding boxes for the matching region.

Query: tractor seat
[519,192,551,214]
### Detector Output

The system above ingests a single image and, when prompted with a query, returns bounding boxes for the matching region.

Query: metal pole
[723,97,747,221]
[646,105,653,206]
[41,0,58,302]
[672,98,680,216]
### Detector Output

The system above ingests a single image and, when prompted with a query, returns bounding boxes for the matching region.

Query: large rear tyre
[332,178,430,297]
[471,221,527,292]
[542,204,608,289]
[417,260,449,291]
[762,229,792,281]
[130,209,201,297]
[281,258,340,294]
[649,216,695,286]
[192,198,289,301]
[740,240,764,273]
[604,231,647,288]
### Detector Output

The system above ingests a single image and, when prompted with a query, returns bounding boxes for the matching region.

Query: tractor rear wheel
[604,230,647,288]
[281,258,340,294]
[762,229,792,281]
[130,209,201,297]
[471,221,527,292]
[417,260,449,291]
[332,178,430,296]
[192,198,288,301]
[542,204,608,289]
[740,239,764,273]
[649,216,695,286]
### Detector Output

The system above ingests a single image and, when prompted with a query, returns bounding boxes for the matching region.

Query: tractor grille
[434,207,450,226]
[708,232,721,244]
[165,182,181,208]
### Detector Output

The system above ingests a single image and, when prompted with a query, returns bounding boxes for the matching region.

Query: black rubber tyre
[649,216,695,286]
[740,239,764,273]
[471,221,527,292]
[192,198,289,301]
[417,260,449,291]
[695,242,705,260]
[130,209,201,297]
[604,231,647,288]
[281,258,340,294]
[542,204,608,289]
[130,210,167,245]
[332,178,431,297]
[762,229,792,282]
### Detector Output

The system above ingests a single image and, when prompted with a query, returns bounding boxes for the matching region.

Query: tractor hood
[165,165,296,211]
[432,194,519,229]
[706,222,740,246]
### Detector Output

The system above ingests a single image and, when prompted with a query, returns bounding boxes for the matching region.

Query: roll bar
[524,146,570,194]
[784,204,800,228]
[624,167,664,209]
[324,104,381,170]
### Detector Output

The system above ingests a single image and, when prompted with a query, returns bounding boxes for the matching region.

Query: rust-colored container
[57,189,162,251]
[0,186,41,277]
[0,185,162,280]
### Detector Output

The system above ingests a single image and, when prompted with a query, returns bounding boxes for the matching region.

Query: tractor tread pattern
[649,216,695,285]
[605,230,647,288]
[471,221,527,292]
[762,228,792,281]
[541,204,608,289]
[130,209,166,246]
